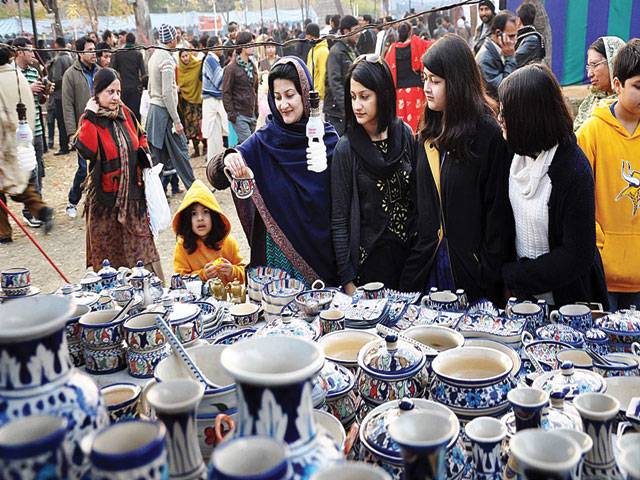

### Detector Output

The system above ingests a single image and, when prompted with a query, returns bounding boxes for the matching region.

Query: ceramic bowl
[101,382,142,423]
[154,344,237,454]
[79,309,125,348]
[556,349,593,369]
[593,353,639,378]
[536,324,585,348]
[523,337,575,371]
[65,303,91,343]
[595,310,640,353]
[403,325,465,368]
[160,303,202,344]
[295,289,335,317]
[126,345,170,379]
[430,346,515,419]
[246,266,290,302]
[124,312,167,352]
[228,302,261,327]
[605,376,640,413]
[464,338,522,378]
[110,285,134,304]
[207,324,256,345]
[314,409,347,452]
[318,330,379,370]
[262,278,305,307]
[84,342,126,375]
[320,360,357,426]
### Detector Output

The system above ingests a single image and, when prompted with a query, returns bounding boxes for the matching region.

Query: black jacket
[399,115,513,305]
[110,47,145,92]
[502,140,608,309]
[357,28,377,55]
[476,39,517,99]
[515,26,545,68]
[323,40,357,120]
[331,119,417,286]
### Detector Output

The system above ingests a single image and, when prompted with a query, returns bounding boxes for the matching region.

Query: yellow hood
[592,101,640,139]
[172,179,231,238]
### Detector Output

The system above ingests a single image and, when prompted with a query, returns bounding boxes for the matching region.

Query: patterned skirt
[86,199,160,272]
[179,98,203,140]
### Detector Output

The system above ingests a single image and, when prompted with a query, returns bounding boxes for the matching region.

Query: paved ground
[0,146,250,293]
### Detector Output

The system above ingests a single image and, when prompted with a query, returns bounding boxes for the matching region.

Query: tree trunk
[525,0,552,66]
[333,0,344,16]
[81,0,99,31]
[50,0,64,38]
[133,0,153,46]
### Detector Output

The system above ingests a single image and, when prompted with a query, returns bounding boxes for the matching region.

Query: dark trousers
[47,107,55,148]
[33,134,44,194]
[53,96,69,152]
[0,184,46,240]
[68,154,87,206]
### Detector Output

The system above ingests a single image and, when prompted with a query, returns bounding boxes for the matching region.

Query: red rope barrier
[0,197,70,284]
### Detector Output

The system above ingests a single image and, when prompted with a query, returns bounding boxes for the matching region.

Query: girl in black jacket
[399,34,513,305]
[498,63,607,308]
[331,55,417,294]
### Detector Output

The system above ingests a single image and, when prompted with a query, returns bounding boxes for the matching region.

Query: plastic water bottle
[306,91,327,173]
[15,119,36,173]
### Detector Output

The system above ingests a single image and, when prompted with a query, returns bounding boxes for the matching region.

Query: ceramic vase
[0,295,109,480]
[557,429,593,480]
[573,393,623,480]
[507,387,549,431]
[208,436,292,480]
[220,336,343,479]
[89,420,169,480]
[146,379,207,480]
[388,410,457,480]
[465,416,507,480]
[0,415,68,479]
[509,429,582,480]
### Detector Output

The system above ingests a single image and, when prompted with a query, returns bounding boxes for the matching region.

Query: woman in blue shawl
[207,56,339,285]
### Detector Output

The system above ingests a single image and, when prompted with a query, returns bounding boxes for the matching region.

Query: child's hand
[215,258,233,278]
[204,262,218,280]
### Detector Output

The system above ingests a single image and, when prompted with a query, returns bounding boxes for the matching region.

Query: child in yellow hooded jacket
[173,180,245,283]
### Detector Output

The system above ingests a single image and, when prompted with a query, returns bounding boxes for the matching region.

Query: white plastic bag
[143,163,171,237]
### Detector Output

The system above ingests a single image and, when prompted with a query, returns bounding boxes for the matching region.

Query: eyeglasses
[354,53,384,66]
[585,59,607,72]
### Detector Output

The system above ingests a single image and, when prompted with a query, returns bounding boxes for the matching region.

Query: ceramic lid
[585,328,608,341]
[256,313,319,340]
[66,291,99,307]
[129,260,152,280]
[312,374,328,407]
[358,334,426,380]
[536,324,584,344]
[319,360,355,399]
[97,259,117,279]
[360,397,460,461]
[157,299,200,324]
[596,308,640,333]
[532,361,606,399]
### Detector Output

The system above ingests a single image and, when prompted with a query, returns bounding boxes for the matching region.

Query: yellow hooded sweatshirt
[577,101,640,292]
[172,180,245,283]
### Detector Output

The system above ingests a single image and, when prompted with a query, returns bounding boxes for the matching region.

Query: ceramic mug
[509,302,545,334]
[208,436,291,480]
[80,309,126,348]
[101,383,142,423]
[425,290,460,311]
[550,304,593,332]
[124,312,167,352]
[361,282,385,300]
[228,302,261,327]
[224,166,256,199]
[0,267,31,295]
[0,415,68,479]
[126,345,170,379]
[84,342,127,375]
[110,285,134,304]
[320,309,345,335]
[507,387,550,431]
[89,420,168,480]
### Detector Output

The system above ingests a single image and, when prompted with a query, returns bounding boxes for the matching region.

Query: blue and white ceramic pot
[0,415,68,479]
[146,379,206,480]
[101,383,142,424]
[97,259,120,290]
[464,416,507,480]
[388,410,457,480]
[573,393,623,480]
[584,328,609,357]
[89,420,169,480]
[220,336,343,479]
[208,436,292,480]
[509,302,546,335]
[0,295,109,479]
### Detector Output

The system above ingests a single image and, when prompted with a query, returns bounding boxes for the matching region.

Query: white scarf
[510,145,558,199]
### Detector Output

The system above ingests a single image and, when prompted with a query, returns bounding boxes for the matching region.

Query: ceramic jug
[0,295,109,479]
[465,416,507,480]
[220,336,343,479]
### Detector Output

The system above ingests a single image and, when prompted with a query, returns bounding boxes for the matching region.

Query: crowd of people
[0,1,639,311]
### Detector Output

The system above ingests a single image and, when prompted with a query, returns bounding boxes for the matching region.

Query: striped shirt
[20,65,42,137]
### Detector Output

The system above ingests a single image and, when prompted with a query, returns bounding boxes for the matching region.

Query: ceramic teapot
[226,280,246,304]
[207,278,228,301]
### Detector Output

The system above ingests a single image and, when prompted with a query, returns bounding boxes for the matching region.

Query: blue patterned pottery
[97,259,120,290]
[89,420,169,480]
[310,461,391,480]
[593,353,639,378]
[507,387,549,431]
[319,361,357,426]
[0,295,109,479]
[550,304,593,332]
[126,345,169,379]
[220,336,342,479]
[295,286,334,317]
[124,312,167,352]
[257,312,320,341]
[0,267,31,294]
[209,436,292,480]
[101,383,142,423]
[585,328,609,357]
[536,324,585,348]
[533,362,606,400]
[509,429,582,480]
[79,309,126,348]
[508,301,546,335]
[464,416,507,480]
[356,334,428,409]
[430,346,515,420]
[0,415,68,479]
[84,341,127,375]
[246,266,290,303]
[146,379,207,480]
[596,308,640,353]
[358,398,467,480]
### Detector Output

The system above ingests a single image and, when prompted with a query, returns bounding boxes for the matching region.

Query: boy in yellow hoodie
[173,180,245,283]
[577,39,640,310]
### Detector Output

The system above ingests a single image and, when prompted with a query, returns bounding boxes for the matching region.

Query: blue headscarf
[237,56,340,284]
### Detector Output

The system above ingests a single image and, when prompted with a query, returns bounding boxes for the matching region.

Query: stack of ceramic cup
[0,267,39,298]
[123,311,170,379]
[65,304,91,367]
[80,309,127,375]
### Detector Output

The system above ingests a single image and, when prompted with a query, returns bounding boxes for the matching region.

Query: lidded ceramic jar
[256,312,320,341]
[97,259,119,290]
[356,334,428,410]
[319,360,358,427]
[358,398,467,480]
[532,361,606,399]
[584,328,609,356]
[536,324,585,348]
[596,307,640,353]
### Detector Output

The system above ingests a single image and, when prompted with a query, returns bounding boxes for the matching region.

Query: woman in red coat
[385,22,433,133]
[75,68,163,279]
